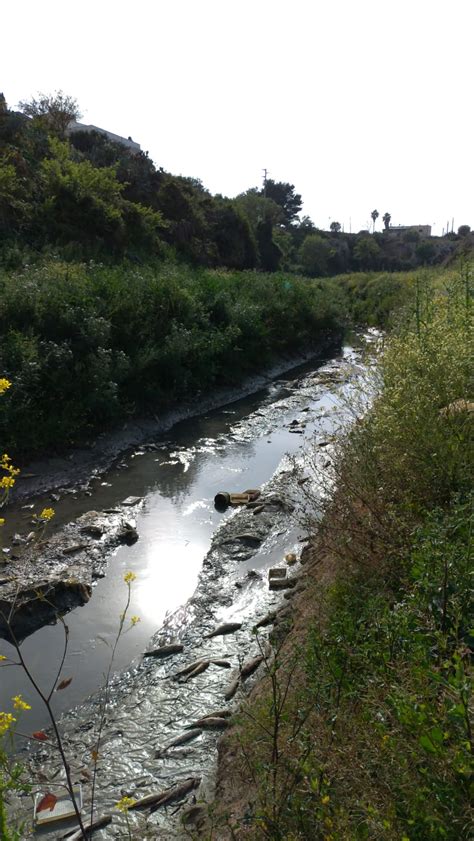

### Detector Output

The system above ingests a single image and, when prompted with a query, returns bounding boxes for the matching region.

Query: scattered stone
[62,543,89,555]
[117,523,139,544]
[269,578,296,591]
[285,553,297,566]
[210,659,232,668]
[205,622,242,639]
[252,504,265,515]
[122,496,142,506]
[268,567,287,580]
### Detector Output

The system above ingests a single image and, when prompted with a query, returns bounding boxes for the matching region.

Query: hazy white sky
[2,0,473,233]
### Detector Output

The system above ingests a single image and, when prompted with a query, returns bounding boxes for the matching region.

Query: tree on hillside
[383,212,391,230]
[354,236,381,269]
[18,91,81,138]
[330,221,341,233]
[234,188,283,230]
[299,234,331,277]
[259,179,302,226]
[457,225,471,237]
[371,209,379,232]
[416,240,436,265]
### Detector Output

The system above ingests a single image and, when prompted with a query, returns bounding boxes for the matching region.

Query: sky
[2,0,473,234]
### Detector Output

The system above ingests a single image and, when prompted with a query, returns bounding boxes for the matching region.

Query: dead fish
[210,659,232,668]
[205,622,242,639]
[182,804,207,826]
[224,674,240,701]
[241,655,264,680]
[155,729,202,756]
[61,814,112,840]
[201,709,232,719]
[254,611,277,628]
[129,777,201,812]
[182,661,210,682]
[187,717,230,730]
[143,643,184,658]
[172,659,207,679]
[221,533,261,546]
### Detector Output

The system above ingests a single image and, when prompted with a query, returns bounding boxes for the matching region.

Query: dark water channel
[0,336,374,838]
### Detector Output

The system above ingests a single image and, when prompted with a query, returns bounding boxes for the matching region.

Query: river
[1,334,373,838]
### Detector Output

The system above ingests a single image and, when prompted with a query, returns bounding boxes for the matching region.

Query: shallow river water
[1,335,373,838]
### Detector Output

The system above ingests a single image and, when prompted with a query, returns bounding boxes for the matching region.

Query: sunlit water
[0,341,366,735]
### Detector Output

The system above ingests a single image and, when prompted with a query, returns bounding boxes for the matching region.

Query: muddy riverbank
[3,335,374,838]
[11,334,342,504]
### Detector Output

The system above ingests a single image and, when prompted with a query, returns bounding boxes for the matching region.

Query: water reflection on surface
[0,344,362,732]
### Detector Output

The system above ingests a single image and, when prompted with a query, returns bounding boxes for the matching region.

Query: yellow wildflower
[0,379,12,395]
[130,616,140,626]
[123,571,136,584]
[0,712,16,736]
[0,655,6,661]
[115,796,136,812]
[0,519,4,526]
[0,476,15,489]
[12,695,31,711]
[321,795,330,805]
[39,508,55,521]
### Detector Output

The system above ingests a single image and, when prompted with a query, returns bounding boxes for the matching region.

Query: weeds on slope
[225,267,472,840]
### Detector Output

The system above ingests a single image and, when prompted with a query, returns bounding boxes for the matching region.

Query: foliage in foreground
[226,269,473,840]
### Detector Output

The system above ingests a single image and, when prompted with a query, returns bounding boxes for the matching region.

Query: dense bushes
[0,260,348,456]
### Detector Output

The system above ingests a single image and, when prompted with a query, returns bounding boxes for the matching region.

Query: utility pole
[262,168,268,198]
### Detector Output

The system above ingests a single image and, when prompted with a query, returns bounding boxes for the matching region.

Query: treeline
[1,92,471,274]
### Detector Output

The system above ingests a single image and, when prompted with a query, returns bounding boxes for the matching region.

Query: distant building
[67,120,141,152]
[385,224,431,238]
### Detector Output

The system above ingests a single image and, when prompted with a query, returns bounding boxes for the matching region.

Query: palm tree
[383,212,391,230]
[330,221,341,233]
[371,209,379,233]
